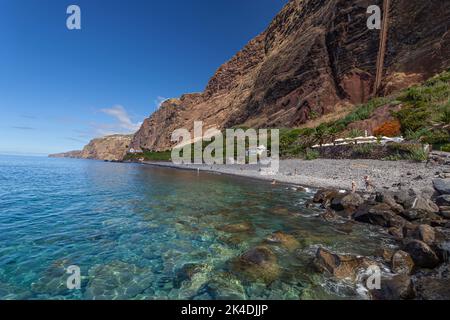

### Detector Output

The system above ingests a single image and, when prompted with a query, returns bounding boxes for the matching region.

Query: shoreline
[138,159,450,193]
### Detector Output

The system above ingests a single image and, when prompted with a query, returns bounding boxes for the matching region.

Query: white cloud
[99,105,142,134]
[154,96,167,109]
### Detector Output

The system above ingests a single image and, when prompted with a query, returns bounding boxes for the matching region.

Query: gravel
[143,159,450,193]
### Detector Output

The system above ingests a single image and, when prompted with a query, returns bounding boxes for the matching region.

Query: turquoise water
[0,155,395,300]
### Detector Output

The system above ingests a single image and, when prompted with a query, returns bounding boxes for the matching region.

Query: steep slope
[131,0,450,152]
[49,150,82,159]
[49,134,133,161]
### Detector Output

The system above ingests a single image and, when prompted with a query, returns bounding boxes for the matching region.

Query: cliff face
[80,135,133,161]
[49,150,82,159]
[131,0,450,152]
[49,135,133,161]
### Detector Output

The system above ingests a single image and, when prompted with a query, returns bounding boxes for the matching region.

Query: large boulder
[391,250,414,275]
[331,193,364,214]
[230,246,280,284]
[412,225,436,246]
[353,203,407,228]
[376,192,404,213]
[369,274,416,300]
[435,195,450,206]
[313,189,340,206]
[314,247,373,280]
[404,240,440,269]
[401,209,447,227]
[433,179,450,195]
[405,196,439,213]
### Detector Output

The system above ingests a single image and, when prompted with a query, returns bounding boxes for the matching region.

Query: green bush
[441,105,450,124]
[304,148,320,160]
[353,143,375,156]
[441,144,450,152]
[406,147,428,162]
[386,143,428,162]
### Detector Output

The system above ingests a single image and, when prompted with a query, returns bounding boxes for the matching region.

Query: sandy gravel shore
[142,159,450,193]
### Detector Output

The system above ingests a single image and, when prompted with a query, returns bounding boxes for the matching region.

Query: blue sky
[0,0,287,155]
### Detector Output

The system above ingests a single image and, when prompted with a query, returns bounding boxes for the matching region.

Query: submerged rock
[85,261,153,300]
[173,263,209,289]
[313,247,374,280]
[230,246,280,284]
[31,259,74,296]
[196,272,246,300]
[264,231,300,251]
[404,240,440,269]
[218,222,253,233]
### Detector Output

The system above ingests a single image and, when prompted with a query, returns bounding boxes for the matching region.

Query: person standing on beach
[364,176,375,192]
[351,180,357,193]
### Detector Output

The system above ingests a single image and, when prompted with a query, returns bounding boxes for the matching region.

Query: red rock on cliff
[131,0,450,152]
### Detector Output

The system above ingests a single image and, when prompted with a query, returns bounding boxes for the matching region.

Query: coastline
[139,159,449,193]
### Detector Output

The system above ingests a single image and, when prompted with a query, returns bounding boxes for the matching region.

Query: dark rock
[412,225,436,246]
[331,193,364,214]
[375,248,395,263]
[435,195,450,206]
[415,277,450,300]
[392,189,415,206]
[433,179,450,195]
[354,203,407,228]
[388,227,404,239]
[369,275,416,300]
[381,193,405,213]
[401,209,446,226]
[404,240,440,269]
[314,247,373,280]
[391,250,414,275]
[405,196,439,213]
[320,208,340,221]
[439,210,450,219]
[313,189,340,206]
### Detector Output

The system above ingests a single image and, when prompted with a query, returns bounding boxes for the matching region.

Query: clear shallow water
[0,155,395,300]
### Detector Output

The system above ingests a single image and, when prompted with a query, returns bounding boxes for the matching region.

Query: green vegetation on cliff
[127,71,450,162]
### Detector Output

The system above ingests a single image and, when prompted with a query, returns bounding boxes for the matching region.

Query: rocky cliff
[49,134,133,161]
[49,150,82,159]
[131,0,450,152]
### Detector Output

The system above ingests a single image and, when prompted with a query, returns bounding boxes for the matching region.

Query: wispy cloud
[65,137,87,144]
[12,126,36,130]
[86,105,143,136]
[154,96,167,109]
[100,105,142,133]
[20,114,37,120]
